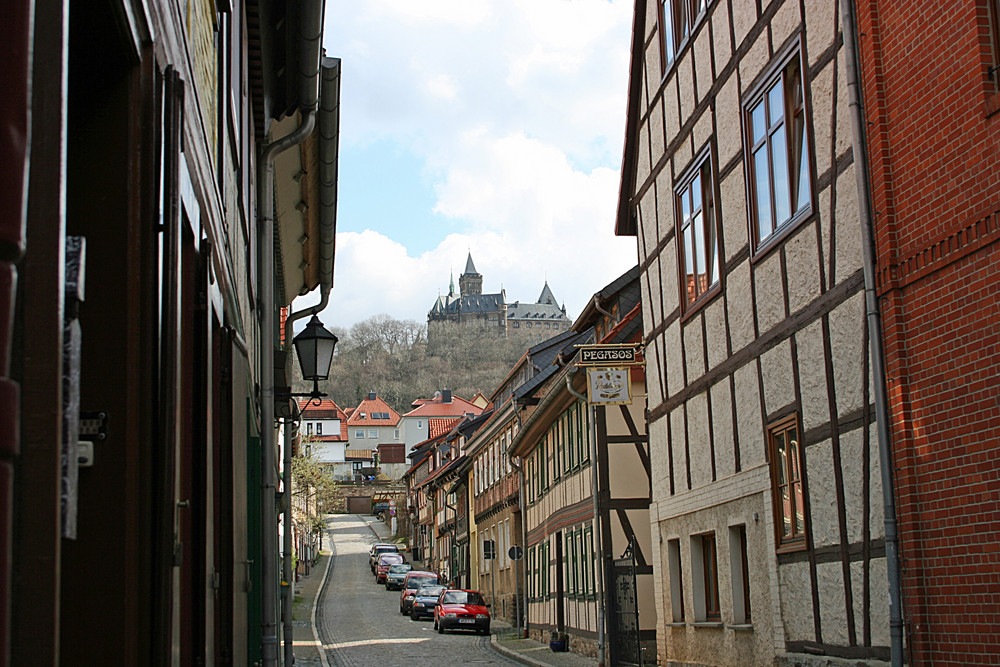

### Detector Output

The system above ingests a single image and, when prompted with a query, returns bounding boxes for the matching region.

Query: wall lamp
[276,314,338,420]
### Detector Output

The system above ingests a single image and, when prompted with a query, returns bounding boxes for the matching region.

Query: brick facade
[856,1,1000,664]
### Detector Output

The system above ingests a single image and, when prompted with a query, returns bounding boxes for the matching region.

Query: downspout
[592,295,614,321]
[839,2,904,665]
[509,397,528,638]
[565,370,605,667]
[261,3,324,665]
[281,57,339,666]
[260,111,315,667]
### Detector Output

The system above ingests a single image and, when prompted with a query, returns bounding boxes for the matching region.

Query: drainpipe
[281,57,340,667]
[565,371,604,667]
[509,397,527,638]
[258,1,325,663]
[839,2,904,665]
[260,110,315,667]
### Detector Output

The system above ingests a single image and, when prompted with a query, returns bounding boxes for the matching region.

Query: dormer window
[360,412,366,419]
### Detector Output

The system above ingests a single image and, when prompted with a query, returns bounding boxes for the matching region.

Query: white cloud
[316,1,638,330]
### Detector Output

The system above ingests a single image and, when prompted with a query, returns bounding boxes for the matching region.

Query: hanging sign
[586,368,632,405]
[576,343,643,367]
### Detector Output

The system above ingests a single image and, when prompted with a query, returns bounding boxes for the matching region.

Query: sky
[298,0,639,332]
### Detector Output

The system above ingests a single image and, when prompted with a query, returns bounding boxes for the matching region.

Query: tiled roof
[346,394,401,426]
[428,417,462,439]
[403,394,483,418]
[299,398,349,440]
[310,434,346,443]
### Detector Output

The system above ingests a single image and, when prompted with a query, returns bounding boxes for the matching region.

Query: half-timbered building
[615,0,889,663]
[510,268,654,663]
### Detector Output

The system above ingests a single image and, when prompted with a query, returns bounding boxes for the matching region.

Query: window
[658,0,708,69]
[316,423,323,435]
[676,148,720,310]
[584,526,595,597]
[691,532,720,622]
[988,0,1000,114]
[729,525,752,624]
[368,429,377,439]
[744,44,812,253]
[394,429,400,440]
[768,414,806,549]
[306,423,313,435]
[667,538,684,622]
[354,429,364,439]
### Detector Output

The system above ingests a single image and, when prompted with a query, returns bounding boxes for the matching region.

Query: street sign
[575,343,643,367]
[508,545,523,561]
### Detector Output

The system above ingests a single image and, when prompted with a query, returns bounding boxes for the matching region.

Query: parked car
[399,571,440,615]
[434,589,490,635]
[385,563,412,591]
[409,584,446,621]
[375,552,405,584]
[369,543,398,573]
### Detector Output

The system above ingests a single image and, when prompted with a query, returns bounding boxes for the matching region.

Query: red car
[433,589,490,635]
[374,552,405,584]
[399,571,439,615]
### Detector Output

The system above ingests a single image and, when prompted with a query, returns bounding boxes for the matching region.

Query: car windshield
[441,591,485,605]
[379,554,403,565]
[416,585,445,598]
[406,575,437,589]
[388,564,411,574]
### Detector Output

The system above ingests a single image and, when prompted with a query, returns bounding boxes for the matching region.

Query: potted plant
[549,631,568,652]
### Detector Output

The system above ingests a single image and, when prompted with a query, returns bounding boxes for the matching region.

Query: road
[315,514,520,666]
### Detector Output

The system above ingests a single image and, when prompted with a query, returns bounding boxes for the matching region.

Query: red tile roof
[428,417,462,439]
[299,398,349,440]
[346,395,401,426]
[403,394,483,418]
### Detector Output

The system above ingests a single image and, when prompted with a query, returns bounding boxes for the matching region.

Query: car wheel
[400,606,405,615]
[437,623,444,634]
[410,611,418,621]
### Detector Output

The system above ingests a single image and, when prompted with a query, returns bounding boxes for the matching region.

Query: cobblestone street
[315,515,520,666]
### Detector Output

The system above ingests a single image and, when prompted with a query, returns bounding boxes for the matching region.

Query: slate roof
[464,253,479,275]
[514,328,593,401]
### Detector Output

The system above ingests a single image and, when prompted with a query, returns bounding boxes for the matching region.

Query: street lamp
[293,314,338,397]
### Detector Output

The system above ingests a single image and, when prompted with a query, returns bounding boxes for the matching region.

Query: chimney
[368,392,376,400]
[442,389,452,403]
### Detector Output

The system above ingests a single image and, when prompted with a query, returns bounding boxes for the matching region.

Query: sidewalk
[288,548,332,667]
[489,622,600,667]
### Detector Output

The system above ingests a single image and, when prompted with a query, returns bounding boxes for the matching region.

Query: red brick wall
[857,1,1000,664]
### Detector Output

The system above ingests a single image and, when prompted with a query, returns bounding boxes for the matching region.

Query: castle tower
[458,252,482,296]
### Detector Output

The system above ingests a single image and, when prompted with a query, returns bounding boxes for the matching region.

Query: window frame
[700,532,721,621]
[768,413,808,552]
[675,144,722,316]
[657,0,710,75]
[742,39,814,259]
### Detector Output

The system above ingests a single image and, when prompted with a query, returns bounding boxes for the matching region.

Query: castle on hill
[427,253,571,339]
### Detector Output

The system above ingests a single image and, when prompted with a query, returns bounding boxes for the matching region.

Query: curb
[489,637,553,667]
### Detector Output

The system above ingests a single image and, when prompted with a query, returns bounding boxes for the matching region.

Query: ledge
[665,622,687,628]
[692,622,724,629]
[727,624,754,632]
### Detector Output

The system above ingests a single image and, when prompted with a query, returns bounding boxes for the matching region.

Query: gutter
[839,2,904,664]
[260,2,325,665]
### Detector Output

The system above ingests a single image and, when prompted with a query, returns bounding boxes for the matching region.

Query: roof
[464,253,479,275]
[299,398,349,440]
[346,394,401,426]
[537,281,558,305]
[614,0,648,236]
[514,329,593,401]
[429,417,463,439]
[403,393,484,418]
[507,299,568,322]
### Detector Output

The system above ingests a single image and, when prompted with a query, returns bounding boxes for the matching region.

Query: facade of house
[616,0,888,664]
[345,392,403,477]
[851,2,1000,664]
[399,390,485,455]
[510,269,654,663]
[427,253,572,340]
[2,0,338,663]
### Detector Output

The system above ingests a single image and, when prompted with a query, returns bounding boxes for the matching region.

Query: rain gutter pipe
[838,2,904,664]
[260,2,324,665]
[508,397,527,638]
[565,370,605,667]
[280,56,340,667]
